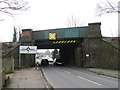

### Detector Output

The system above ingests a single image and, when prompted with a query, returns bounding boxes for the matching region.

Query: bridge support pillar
[82,22,102,68]
[19,29,35,68]
[74,47,83,67]
[20,54,35,68]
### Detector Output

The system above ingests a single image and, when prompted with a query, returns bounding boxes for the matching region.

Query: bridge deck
[32,27,89,40]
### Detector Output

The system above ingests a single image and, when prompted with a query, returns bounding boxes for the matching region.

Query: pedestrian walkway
[86,68,119,78]
[68,65,119,78]
[4,67,46,89]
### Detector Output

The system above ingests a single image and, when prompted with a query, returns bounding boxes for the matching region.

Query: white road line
[63,70,71,74]
[77,76,102,86]
[41,68,49,88]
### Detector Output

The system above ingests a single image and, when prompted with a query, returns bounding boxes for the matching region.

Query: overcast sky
[0,0,119,42]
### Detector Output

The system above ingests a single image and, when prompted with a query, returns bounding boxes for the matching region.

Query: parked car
[41,59,49,66]
[48,58,54,62]
[53,59,64,66]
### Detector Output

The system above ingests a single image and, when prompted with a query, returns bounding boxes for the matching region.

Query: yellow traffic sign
[49,33,56,40]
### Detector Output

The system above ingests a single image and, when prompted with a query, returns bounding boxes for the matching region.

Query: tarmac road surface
[42,66,118,89]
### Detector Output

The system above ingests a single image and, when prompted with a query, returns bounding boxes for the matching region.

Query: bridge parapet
[21,29,33,43]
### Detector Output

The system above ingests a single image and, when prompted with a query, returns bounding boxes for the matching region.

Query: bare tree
[66,15,85,27]
[96,0,119,16]
[0,0,29,17]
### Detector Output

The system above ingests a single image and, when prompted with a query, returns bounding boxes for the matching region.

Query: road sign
[49,32,56,40]
[19,46,37,54]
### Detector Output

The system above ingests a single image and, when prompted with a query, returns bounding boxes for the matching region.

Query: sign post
[19,46,37,68]
[19,54,21,68]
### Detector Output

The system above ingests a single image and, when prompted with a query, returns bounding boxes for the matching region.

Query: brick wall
[81,23,119,70]
[83,38,119,70]
[100,39,118,69]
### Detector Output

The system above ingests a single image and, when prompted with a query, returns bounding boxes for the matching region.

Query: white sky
[0,0,119,42]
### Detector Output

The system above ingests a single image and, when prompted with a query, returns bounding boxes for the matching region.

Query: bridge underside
[35,38,83,49]
[35,38,84,66]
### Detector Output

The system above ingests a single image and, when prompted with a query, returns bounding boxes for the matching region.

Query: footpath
[87,68,119,78]
[2,67,50,89]
[68,65,119,78]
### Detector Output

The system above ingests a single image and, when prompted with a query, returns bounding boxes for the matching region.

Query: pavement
[3,67,48,89]
[67,65,119,78]
[86,68,119,78]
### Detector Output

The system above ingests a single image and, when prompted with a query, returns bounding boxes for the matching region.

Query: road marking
[41,68,50,88]
[63,70,71,74]
[77,76,101,86]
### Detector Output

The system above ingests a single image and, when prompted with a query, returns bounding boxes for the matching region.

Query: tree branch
[66,15,85,27]
[107,0,116,10]
[96,0,119,16]
[0,0,29,16]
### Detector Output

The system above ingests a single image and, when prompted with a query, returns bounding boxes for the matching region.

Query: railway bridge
[15,22,102,68]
